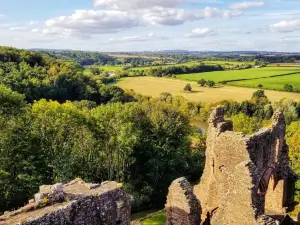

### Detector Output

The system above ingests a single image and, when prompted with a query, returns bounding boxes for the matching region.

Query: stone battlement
[0,178,130,225]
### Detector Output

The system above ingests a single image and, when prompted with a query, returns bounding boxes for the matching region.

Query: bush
[207,80,216,88]
[284,84,293,92]
[184,84,192,92]
[197,79,206,87]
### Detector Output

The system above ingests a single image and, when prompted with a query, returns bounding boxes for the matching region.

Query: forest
[39,50,155,67]
[0,47,300,216]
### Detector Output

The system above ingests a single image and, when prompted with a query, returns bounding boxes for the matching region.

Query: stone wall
[167,106,297,225]
[0,179,131,225]
[166,178,201,225]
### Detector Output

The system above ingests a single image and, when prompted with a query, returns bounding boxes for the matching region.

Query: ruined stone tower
[167,106,297,225]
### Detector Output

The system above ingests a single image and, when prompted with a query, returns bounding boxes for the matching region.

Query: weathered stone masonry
[0,179,131,225]
[167,106,297,225]
[166,178,201,225]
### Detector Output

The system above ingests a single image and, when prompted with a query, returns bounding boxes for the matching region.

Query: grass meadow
[141,211,166,225]
[229,73,300,92]
[176,67,300,83]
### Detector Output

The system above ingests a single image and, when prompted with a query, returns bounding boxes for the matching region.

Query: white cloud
[9,26,28,31]
[229,1,265,10]
[34,6,241,39]
[29,20,38,26]
[94,0,183,10]
[270,19,300,32]
[31,27,91,39]
[184,28,216,37]
[43,10,140,38]
[143,7,241,26]
[109,33,169,42]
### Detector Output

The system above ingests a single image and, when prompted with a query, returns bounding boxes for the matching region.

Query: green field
[176,67,300,83]
[229,73,300,92]
[141,211,166,225]
[84,65,124,75]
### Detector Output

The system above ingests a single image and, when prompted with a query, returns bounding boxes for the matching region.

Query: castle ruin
[167,106,298,225]
[0,178,131,225]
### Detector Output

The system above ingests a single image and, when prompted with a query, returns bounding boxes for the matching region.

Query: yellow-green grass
[229,73,300,92]
[176,67,300,83]
[141,211,166,225]
[116,77,300,103]
[131,209,158,221]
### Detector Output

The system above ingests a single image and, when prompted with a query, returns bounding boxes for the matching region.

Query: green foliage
[206,80,215,88]
[252,90,266,99]
[231,113,262,135]
[0,84,26,115]
[197,79,206,87]
[0,84,203,212]
[40,50,118,66]
[274,98,299,124]
[131,63,224,77]
[251,90,270,105]
[284,84,294,92]
[286,121,300,202]
[0,47,130,104]
[253,59,259,66]
[258,84,263,88]
[184,84,192,92]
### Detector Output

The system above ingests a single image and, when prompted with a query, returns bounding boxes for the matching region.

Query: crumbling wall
[190,106,296,225]
[166,178,201,225]
[0,179,131,225]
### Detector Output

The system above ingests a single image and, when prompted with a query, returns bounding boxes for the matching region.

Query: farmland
[176,67,300,83]
[116,77,300,103]
[229,73,300,92]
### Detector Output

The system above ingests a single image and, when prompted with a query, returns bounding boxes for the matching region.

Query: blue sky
[1,0,300,52]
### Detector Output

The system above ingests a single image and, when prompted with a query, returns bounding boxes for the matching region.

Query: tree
[258,84,263,89]
[207,80,216,88]
[251,90,269,104]
[253,59,259,66]
[197,79,206,87]
[231,113,262,135]
[284,84,293,92]
[184,84,192,92]
[252,90,266,99]
[286,121,300,201]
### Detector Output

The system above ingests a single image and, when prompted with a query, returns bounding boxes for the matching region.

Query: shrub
[184,84,192,92]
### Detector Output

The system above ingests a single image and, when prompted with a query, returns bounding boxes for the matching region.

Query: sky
[1,0,300,52]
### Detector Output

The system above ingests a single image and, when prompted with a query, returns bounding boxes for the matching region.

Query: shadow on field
[181,91,203,94]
